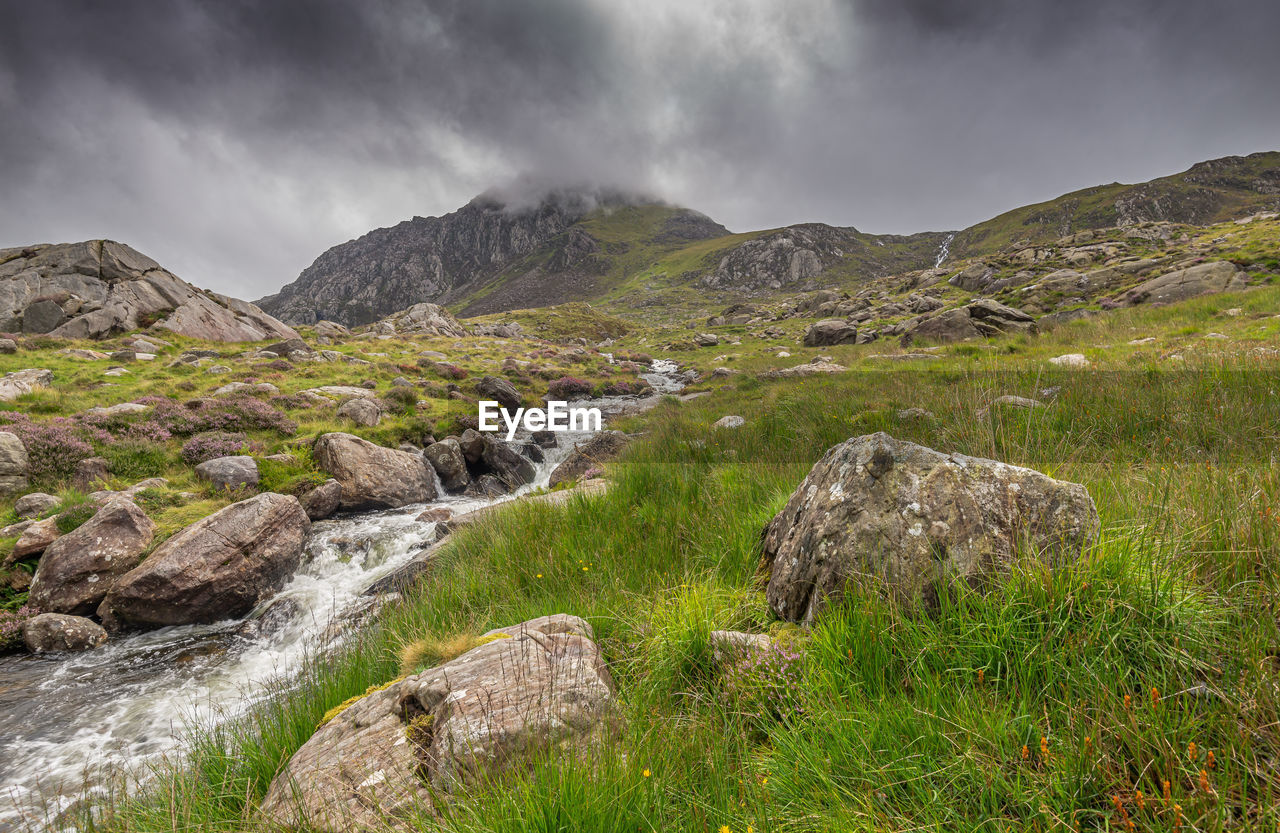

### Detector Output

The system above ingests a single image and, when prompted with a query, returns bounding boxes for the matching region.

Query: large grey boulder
[803,319,858,347]
[259,614,613,831]
[0,240,298,342]
[0,432,29,494]
[0,368,53,402]
[28,500,157,616]
[100,493,310,629]
[194,455,260,490]
[423,438,469,492]
[1121,261,1247,306]
[22,613,108,653]
[336,397,381,427]
[762,433,1099,623]
[314,433,437,510]
[548,431,629,489]
[14,492,58,518]
[476,375,522,412]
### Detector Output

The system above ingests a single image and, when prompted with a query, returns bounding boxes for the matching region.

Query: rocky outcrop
[0,240,297,341]
[901,300,1036,345]
[314,433,437,510]
[259,614,613,831]
[802,319,858,347]
[1120,261,1247,306]
[101,493,310,629]
[22,613,108,653]
[0,368,53,402]
[370,303,468,338]
[28,500,157,616]
[548,431,628,488]
[0,432,29,493]
[762,433,1099,622]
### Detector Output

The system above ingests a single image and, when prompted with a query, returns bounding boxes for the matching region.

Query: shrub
[55,503,98,534]
[145,396,296,437]
[431,363,468,381]
[258,451,327,497]
[0,415,94,486]
[180,431,258,465]
[547,376,593,399]
[99,439,172,481]
[599,380,651,397]
[383,386,419,413]
[0,604,37,653]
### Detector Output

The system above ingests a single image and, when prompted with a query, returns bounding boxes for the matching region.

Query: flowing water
[0,360,684,831]
[933,232,955,268]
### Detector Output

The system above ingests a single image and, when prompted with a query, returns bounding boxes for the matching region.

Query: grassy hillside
[87,285,1280,832]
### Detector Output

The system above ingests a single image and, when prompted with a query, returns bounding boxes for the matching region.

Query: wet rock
[299,479,343,521]
[480,438,536,489]
[0,432,29,494]
[337,397,382,427]
[424,438,469,492]
[762,433,1098,622]
[22,613,108,653]
[194,455,260,490]
[548,430,628,489]
[314,433,437,510]
[470,473,509,497]
[415,508,451,524]
[258,614,613,830]
[28,500,156,616]
[531,430,559,448]
[101,493,311,629]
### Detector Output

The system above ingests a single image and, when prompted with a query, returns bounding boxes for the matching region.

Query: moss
[317,675,406,728]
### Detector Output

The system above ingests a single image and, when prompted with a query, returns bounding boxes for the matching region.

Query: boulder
[337,397,382,427]
[21,299,68,334]
[28,500,157,616]
[22,613,108,653]
[194,455,260,490]
[0,338,16,354]
[423,438,469,492]
[457,429,486,464]
[14,492,59,519]
[976,395,1045,419]
[258,615,613,831]
[0,432,29,494]
[693,332,719,347]
[1048,353,1091,368]
[299,479,343,521]
[72,456,111,491]
[966,299,1037,335]
[313,320,350,340]
[9,517,60,562]
[714,415,745,429]
[0,368,53,402]
[479,438,536,490]
[373,303,468,337]
[314,433,437,510]
[803,319,858,347]
[761,433,1099,622]
[101,493,311,629]
[760,360,847,379]
[1121,261,1247,306]
[476,375,522,412]
[548,431,628,489]
[531,430,558,449]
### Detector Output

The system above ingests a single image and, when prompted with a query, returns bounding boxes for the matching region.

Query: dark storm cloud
[2,0,1278,300]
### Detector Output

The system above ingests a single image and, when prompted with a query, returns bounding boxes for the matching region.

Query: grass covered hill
[44,280,1280,832]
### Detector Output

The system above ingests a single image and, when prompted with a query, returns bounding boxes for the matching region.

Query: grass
[87,343,1280,832]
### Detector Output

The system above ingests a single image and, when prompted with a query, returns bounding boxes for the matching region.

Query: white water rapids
[0,360,684,831]
[933,232,955,268]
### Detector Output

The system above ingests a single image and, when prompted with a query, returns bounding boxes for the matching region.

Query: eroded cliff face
[0,240,296,342]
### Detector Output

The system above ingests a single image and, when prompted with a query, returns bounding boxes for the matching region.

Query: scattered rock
[762,433,1099,622]
[694,332,719,347]
[709,630,773,664]
[976,395,1045,419]
[0,368,53,402]
[802,319,858,347]
[258,614,613,830]
[14,492,59,519]
[761,360,847,379]
[0,432,30,494]
[714,415,745,429]
[337,397,382,427]
[1128,337,1157,346]
[1048,353,1091,368]
[194,455,260,490]
[28,500,157,616]
[101,493,311,629]
[86,402,150,417]
[314,433,438,510]
[72,457,111,492]
[896,407,934,420]
[22,613,108,653]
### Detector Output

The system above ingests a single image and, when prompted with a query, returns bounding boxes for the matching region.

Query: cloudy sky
[2,0,1278,301]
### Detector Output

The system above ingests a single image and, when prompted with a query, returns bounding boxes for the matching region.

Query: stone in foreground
[101,493,310,629]
[22,613,108,653]
[259,614,613,832]
[762,432,1099,623]
[314,433,437,510]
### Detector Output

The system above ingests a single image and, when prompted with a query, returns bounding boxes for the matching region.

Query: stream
[0,359,684,831]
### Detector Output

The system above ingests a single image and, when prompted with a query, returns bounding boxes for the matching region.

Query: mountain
[259,153,1280,326]
[0,240,297,342]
